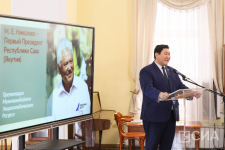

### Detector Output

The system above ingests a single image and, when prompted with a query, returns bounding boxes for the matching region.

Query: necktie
[162,66,171,92]
[162,67,173,109]
[162,67,168,79]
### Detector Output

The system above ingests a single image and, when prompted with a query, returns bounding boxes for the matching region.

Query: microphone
[173,69,189,79]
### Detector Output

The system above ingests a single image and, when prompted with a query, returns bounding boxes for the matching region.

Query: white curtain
[159,0,208,10]
[130,0,157,114]
[207,0,224,114]
[153,2,216,124]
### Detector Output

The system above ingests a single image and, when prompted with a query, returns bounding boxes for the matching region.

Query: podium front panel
[166,88,217,149]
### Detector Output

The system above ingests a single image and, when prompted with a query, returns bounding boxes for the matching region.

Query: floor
[92,148,213,150]
[94,146,211,150]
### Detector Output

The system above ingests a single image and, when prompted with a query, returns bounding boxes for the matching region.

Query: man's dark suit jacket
[140,62,188,122]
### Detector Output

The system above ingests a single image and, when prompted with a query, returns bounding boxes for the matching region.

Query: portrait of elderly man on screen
[45,38,90,123]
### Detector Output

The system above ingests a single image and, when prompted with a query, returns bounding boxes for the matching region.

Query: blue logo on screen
[76,103,80,111]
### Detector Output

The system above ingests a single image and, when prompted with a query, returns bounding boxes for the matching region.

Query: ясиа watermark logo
[178,131,219,143]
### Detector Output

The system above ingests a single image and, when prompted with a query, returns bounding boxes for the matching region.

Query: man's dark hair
[154,45,169,59]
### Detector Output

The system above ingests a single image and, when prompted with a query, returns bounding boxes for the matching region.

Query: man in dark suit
[139,45,201,150]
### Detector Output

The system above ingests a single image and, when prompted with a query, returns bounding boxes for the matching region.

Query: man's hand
[194,92,202,99]
[159,92,170,100]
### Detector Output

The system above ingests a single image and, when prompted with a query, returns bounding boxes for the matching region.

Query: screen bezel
[0,14,94,139]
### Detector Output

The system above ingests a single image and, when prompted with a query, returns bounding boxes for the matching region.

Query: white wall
[11,0,66,22]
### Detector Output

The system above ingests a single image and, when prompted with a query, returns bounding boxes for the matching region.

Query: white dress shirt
[45,74,90,122]
[154,61,168,77]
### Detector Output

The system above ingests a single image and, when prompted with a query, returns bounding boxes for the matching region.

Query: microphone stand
[181,76,225,103]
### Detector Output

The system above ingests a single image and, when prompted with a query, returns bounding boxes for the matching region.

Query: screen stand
[53,127,59,140]
[24,127,84,150]
[50,127,81,150]
[19,135,25,150]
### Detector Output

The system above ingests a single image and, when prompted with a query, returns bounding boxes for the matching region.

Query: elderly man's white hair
[57,38,73,67]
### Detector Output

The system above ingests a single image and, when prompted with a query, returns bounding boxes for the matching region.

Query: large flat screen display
[0,15,94,138]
